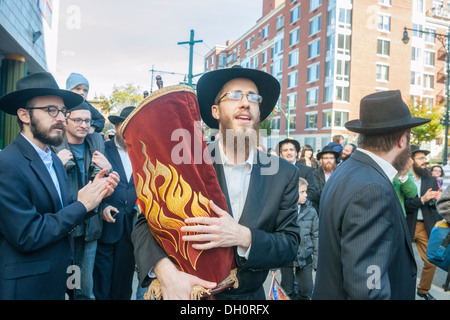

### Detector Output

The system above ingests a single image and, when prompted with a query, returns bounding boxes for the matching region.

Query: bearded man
[313,145,340,198]
[0,72,119,299]
[405,145,442,300]
[313,90,429,300]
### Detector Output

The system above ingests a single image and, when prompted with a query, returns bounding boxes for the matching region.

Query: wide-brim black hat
[196,65,280,129]
[278,137,301,154]
[108,106,136,125]
[411,145,430,156]
[316,145,340,161]
[0,72,84,115]
[345,90,430,134]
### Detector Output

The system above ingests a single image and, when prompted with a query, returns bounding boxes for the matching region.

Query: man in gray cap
[313,90,430,300]
[0,72,119,299]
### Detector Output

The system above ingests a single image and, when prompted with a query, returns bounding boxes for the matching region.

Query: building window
[305,113,318,129]
[423,73,435,90]
[334,111,349,127]
[309,14,322,36]
[276,16,284,30]
[379,0,391,6]
[376,64,389,82]
[287,93,297,109]
[324,84,333,103]
[337,34,351,55]
[336,59,350,81]
[335,85,349,102]
[424,28,436,44]
[377,39,390,56]
[289,50,299,67]
[290,28,300,46]
[262,51,267,64]
[377,14,391,32]
[246,38,251,50]
[338,8,352,29]
[310,0,322,11]
[289,115,296,131]
[291,5,301,24]
[253,56,259,69]
[274,38,284,55]
[308,38,321,58]
[307,63,320,82]
[288,71,298,88]
[263,25,270,38]
[411,71,421,85]
[271,117,280,130]
[424,50,435,66]
[323,110,332,128]
[306,87,319,106]
[412,47,422,61]
[412,24,423,39]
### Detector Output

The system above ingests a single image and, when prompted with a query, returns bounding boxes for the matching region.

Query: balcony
[427,6,450,21]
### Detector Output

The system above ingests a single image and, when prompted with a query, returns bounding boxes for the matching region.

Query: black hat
[345,90,430,134]
[0,72,84,115]
[196,65,280,129]
[411,145,430,156]
[316,146,340,161]
[278,137,301,154]
[108,106,136,125]
[71,101,91,112]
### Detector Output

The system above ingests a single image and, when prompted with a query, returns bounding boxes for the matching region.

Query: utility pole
[178,29,203,87]
[149,65,185,93]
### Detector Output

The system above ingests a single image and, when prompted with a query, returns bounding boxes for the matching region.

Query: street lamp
[402,26,450,165]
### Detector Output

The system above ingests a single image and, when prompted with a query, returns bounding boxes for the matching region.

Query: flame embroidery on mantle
[135,141,210,272]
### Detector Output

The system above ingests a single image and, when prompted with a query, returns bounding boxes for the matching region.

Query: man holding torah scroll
[126,66,300,300]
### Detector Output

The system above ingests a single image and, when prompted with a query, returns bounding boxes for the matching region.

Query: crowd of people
[0,66,449,301]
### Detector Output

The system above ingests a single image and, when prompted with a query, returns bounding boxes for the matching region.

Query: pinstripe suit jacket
[312,150,417,300]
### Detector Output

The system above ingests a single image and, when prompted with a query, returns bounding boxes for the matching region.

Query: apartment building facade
[0,0,60,149]
[204,0,450,155]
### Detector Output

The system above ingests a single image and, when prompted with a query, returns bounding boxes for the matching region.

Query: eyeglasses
[217,91,263,104]
[68,118,92,126]
[24,106,71,118]
[414,156,427,161]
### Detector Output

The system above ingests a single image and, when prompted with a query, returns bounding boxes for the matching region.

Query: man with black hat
[313,90,430,300]
[52,101,112,300]
[313,145,340,198]
[93,106,138,300]
[405,145,442,300]
[0,72,119,299]
[278,137,320,209]
[132,66,300,300]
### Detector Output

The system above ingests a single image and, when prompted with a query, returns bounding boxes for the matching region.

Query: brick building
[204,0,450,155]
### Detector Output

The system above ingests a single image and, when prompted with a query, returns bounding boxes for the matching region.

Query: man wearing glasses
[0,72,119,299]
[52,101,112,300]
[132,66,300,300]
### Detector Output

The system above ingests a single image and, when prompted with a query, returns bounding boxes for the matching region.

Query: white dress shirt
[358,148,398,183]
[114,139,132,182]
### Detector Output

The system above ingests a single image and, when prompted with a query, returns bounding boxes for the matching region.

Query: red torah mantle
[121,85,236,299]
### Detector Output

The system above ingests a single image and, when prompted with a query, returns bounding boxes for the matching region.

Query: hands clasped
[77,169,120,212]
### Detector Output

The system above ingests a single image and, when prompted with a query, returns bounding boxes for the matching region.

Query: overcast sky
[54,0,262,99]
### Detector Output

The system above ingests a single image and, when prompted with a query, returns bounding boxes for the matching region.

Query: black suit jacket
[99,139,137,244]
[312,150,417,300]
[0,134,87,299]
[131,144,300,298]
[405,174,441,240]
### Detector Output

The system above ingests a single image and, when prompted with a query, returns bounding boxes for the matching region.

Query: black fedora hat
[316,145,340,161]
[108,106,136,125]
[411,145,430,156]
[345,90,430,134]
[196,65,280,129]
[278,137,301,154]
[0,72,84,115]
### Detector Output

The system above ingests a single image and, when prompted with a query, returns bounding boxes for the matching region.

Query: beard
[30,115,65,146]
[392,146,411,173]
[413,164,430,178]
[219,109,260,163]
[323,161,337,172]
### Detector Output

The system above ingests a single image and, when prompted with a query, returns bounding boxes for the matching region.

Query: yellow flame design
[135,141,212,270]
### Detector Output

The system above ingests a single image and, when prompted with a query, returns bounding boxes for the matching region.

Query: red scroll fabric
[121,85,236,299]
